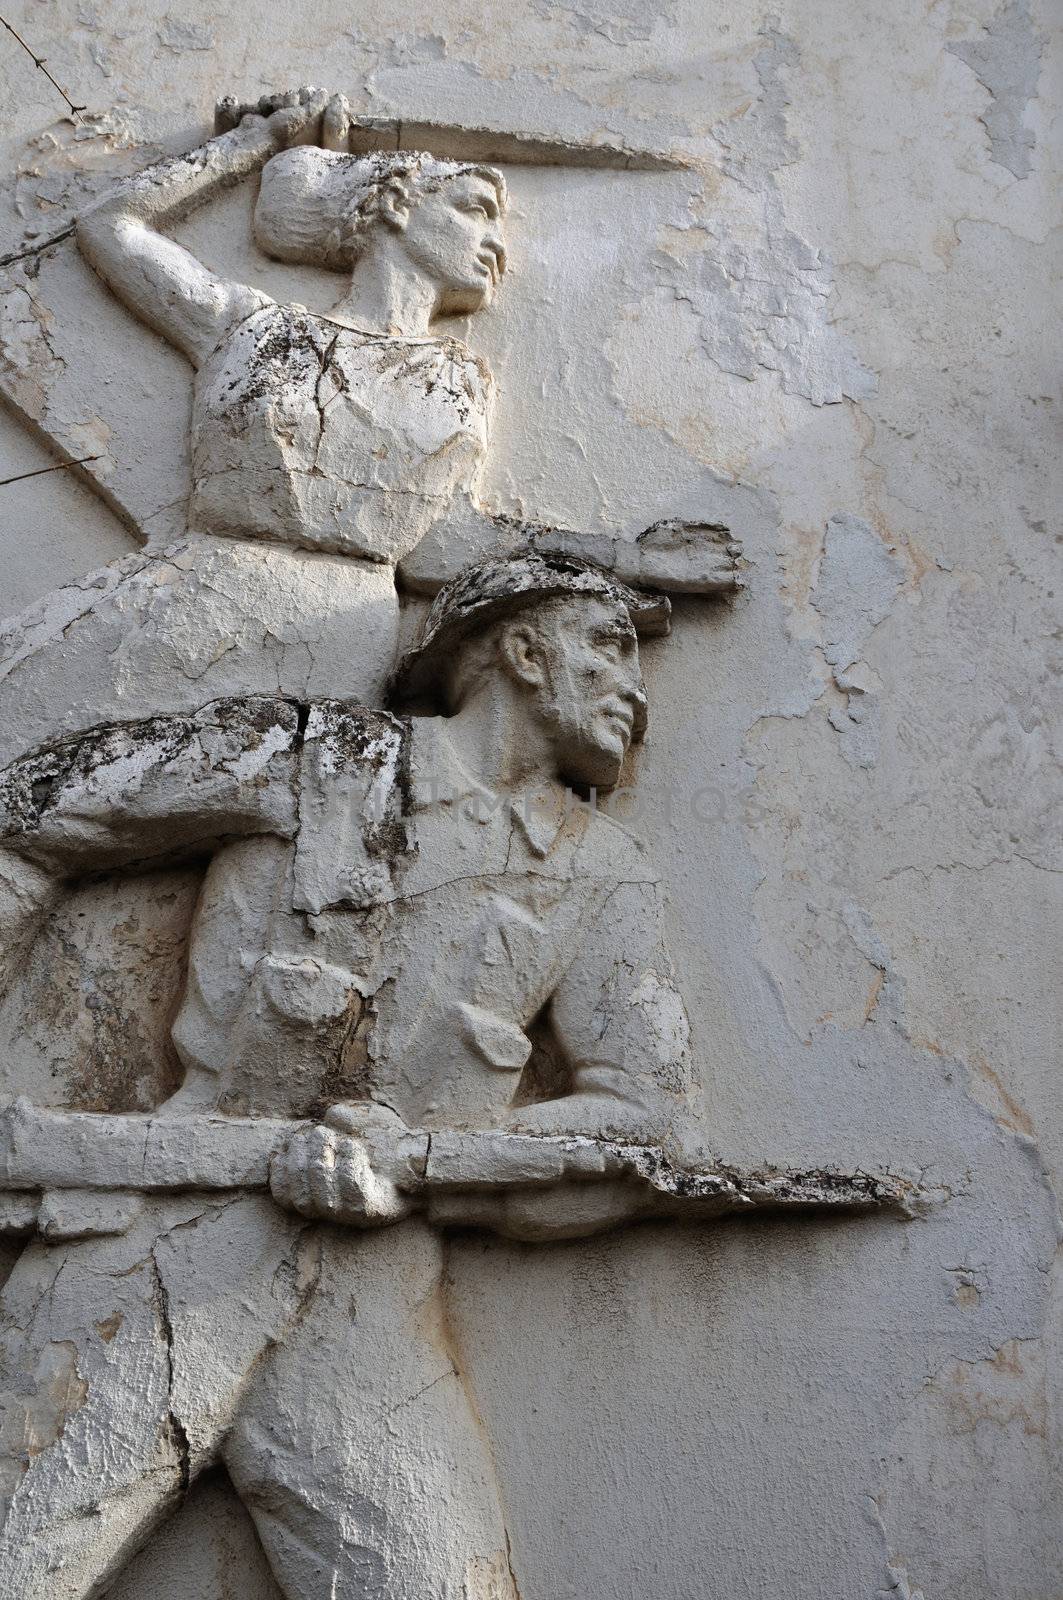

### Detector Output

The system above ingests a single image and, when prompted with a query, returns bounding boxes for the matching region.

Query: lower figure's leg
[225,1220,518,1600]
[0,1216,191,1600]
[0,1193,309,1599]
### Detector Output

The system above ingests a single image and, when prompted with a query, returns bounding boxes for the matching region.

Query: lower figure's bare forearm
[532,519,742,594]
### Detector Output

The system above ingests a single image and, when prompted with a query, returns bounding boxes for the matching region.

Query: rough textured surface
[0,1,1059,1596]
[0,576,745,1593]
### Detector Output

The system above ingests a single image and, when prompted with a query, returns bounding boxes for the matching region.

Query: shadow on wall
[103,1469,282,1600]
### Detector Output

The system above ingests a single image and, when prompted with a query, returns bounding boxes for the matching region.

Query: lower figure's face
[536,598,648,789]
[402,173,507,315]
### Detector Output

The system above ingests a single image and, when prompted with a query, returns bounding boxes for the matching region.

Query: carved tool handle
[0,1098,915,1243]
[0,1097,293,1192]
[0,1101,634,1197]
[210,98,687,170]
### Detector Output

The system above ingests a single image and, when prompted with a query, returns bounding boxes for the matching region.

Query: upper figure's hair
[254,147,507,272]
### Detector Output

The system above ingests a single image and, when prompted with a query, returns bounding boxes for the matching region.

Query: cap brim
[392,555,670,708]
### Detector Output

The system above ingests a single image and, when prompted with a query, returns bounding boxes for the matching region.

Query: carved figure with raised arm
[0,556,698,1600]
[0,88,739,763]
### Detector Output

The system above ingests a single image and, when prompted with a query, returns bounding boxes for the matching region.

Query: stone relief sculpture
[0,86,740,763]
[0,79,928,1600]
[2,557,688,1146]
[0,0,1051,1581]
[0,557,907,1598]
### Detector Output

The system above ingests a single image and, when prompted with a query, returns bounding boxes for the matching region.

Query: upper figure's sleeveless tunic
[0,303,494,761]
[192,304,492,562]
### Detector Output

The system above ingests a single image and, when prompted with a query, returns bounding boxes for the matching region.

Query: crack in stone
[148,1244,190,1496]
[0,225,76,268]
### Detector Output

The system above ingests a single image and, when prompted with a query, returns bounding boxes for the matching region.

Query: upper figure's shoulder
[201,291,289,353]
[198,299,345,386]
[422,336,494,402]
[352,332,494,435]
[435,335,492,377]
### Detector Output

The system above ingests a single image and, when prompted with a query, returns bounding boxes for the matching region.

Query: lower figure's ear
[498,621,546,691]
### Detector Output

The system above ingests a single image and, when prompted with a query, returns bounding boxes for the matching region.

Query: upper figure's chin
[442,284,489,315]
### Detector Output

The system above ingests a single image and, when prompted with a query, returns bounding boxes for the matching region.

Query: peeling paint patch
[529,0,672,47]
[0,1339,89,1472]
[13,111,155,237]
[0,282,63,417]
[811,514,903,766]
[968,1052,1036,1138]
[95,1311,123,1343]
[877,1562,927,1600]
[711,18,799,192]
[841,901,904,1028]
[878,1330,1060,1595]
[947,1,1044,179]
[813,515,903,679]
[66,415,114,479]
[464,1550,520,1598]
[654,220,875,407]
[346,28,449,68]
[156,17,216,53]
[653,18,873,407]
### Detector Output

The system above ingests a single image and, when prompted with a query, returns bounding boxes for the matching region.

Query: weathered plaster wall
[0,2,1059,1596]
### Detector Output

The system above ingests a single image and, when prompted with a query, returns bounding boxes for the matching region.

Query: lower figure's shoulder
[575,804,658,882]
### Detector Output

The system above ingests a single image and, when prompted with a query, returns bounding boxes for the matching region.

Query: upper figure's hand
[631,520,743,595]
[215,87,352,152]
[269,1120,412,1228]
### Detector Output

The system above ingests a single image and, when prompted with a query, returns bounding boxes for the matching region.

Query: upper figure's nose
[485,224,507,278]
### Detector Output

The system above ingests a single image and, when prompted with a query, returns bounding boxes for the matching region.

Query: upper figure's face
[531,596,648,790]
[398,172,507,315]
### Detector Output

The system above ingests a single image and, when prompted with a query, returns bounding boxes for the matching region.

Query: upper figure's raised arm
[75,88,334,368]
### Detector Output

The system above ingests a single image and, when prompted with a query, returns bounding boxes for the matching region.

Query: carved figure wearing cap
[0,556,695,1599]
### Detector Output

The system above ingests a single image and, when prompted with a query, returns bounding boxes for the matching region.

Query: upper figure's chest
[193,306,492,503]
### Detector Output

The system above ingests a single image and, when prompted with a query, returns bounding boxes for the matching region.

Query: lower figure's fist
[269,1123,410,1227]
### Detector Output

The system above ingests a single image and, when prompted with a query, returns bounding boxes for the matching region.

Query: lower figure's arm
[398,499,741,597]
